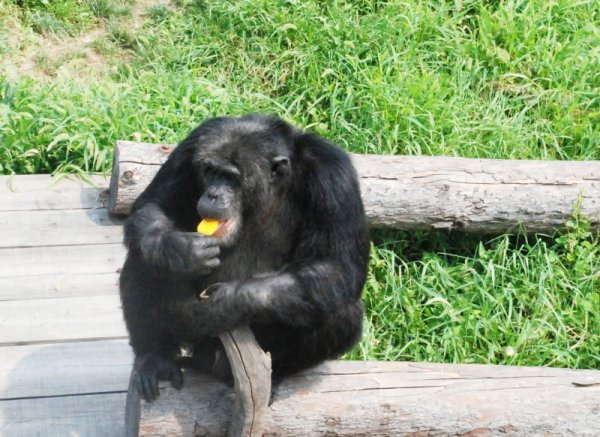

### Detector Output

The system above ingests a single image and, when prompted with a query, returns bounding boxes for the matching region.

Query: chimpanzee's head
[192,115,295,247]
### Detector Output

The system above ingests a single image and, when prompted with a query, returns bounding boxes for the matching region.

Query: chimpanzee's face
[193,126,292,247]
[195,156,243,246]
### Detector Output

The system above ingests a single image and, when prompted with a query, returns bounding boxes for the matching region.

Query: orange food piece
[197,219,220,235]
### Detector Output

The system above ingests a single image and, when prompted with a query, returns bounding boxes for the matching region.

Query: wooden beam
[0,272,119,301]
[108,140,600,233]
[0,243,124,279]
[0,209,123,248]
[0,174,109,212]
[0,392,128,436]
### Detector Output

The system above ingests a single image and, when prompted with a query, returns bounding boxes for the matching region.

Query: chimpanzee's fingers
[191,234,220,248]
[140,375,158,402]
[170,368,184,390]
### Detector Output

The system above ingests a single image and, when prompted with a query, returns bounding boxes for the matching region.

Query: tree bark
[109,140,600,233]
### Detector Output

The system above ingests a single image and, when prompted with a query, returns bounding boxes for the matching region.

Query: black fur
[120,114,370,401]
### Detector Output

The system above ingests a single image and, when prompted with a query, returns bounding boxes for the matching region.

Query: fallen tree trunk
[129,357,600,436]
[124,321,600,437]
[109,140,600,233]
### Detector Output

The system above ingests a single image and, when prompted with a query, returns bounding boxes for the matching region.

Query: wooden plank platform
[0,175,133,436]
[2,174,599,436]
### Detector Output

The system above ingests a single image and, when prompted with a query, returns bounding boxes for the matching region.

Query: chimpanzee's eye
[203,161,216,174]
[223,171,240,186]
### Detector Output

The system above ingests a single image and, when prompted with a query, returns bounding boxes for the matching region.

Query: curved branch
[219,326,272,437]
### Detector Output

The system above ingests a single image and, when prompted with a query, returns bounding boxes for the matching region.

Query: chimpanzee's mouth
[212,219,231,238]
[200,217,241,247]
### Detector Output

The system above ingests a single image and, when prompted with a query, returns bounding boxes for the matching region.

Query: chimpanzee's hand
[141,230,220,274]
[184,281,245,336]
[134,353,183,402]
[166,231,221,274]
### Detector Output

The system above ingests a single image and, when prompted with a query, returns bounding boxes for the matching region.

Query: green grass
[349,215,599,368]
[9,0,96,35]
[0,0,598,369]
[89,0,133,19]
[5,0,134,35]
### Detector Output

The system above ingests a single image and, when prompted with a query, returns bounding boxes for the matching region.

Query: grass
[13,0,96,36]
[90,0,133,19]
[349,217,599,368]
[0,0,598,368]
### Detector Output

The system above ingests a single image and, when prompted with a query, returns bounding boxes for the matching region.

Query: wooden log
[130,360,600,436]
[124,322,600,436]
[108,140,600,233]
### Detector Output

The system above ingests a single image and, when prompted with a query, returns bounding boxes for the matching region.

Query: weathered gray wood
[138,360,600,436]
[125,365,141,437]
[0,174,130,436]
[0,243,124,278]
[0,175,124,300]
[109,140,600,232]
[220,326,272,437]
[124,328,272,437]
[138,372,234,436]
[0,294,127,344]
[0,392,127,437]
[0,174,109,211]
[0,340,132,398]
[0,272,119,301]
[108,141,173,215]
[0,209,123,248]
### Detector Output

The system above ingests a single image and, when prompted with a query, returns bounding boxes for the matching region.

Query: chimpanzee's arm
[123,134,220,275]
[175,258,363,337]
[125,203,220,274]
[179,132,370,336]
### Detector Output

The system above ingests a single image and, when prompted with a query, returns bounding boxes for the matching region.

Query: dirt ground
[1,0,170,82]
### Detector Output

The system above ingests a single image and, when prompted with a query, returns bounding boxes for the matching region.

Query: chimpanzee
[119,114,369,401]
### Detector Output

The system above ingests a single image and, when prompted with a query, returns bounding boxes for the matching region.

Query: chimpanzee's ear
[271,155,291,178]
